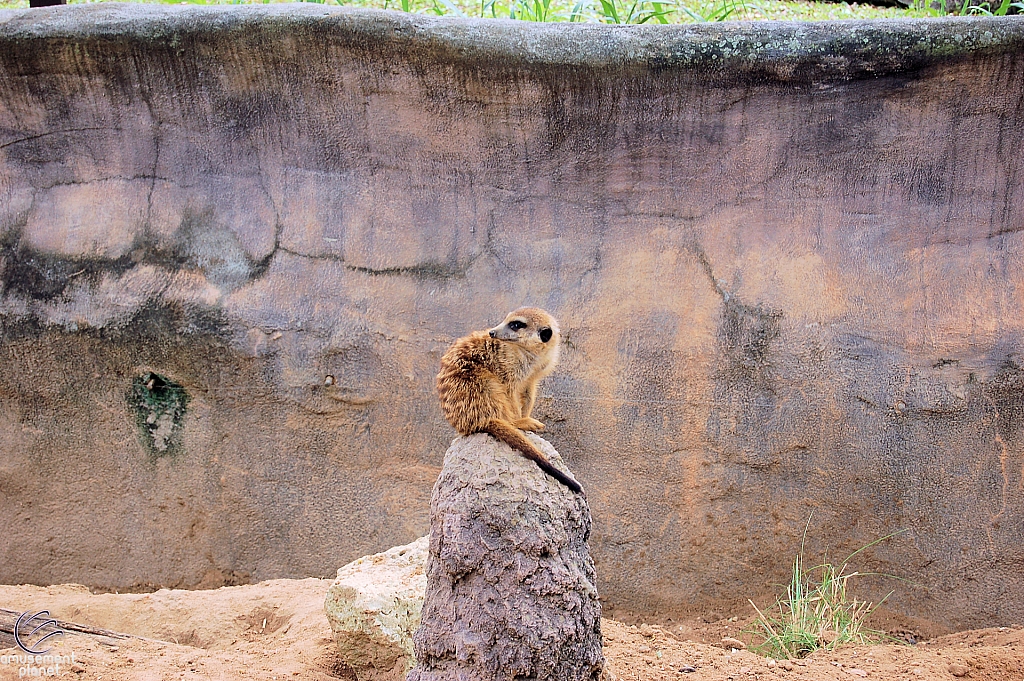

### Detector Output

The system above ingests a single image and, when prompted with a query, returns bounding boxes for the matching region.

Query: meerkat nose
[488,330,496,338]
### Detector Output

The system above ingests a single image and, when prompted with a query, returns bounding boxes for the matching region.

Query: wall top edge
[0,4,1021,81]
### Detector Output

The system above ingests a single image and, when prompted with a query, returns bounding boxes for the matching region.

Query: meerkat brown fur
[436,307,583,494]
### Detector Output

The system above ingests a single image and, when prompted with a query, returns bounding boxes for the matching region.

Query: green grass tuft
[746,523,908,660]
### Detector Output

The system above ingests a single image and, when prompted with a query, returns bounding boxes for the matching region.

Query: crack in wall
[38,174,170,191]
[277,242,485,282]
[0,127,118,151]
[687,241,728,301]
[345,261,471,280]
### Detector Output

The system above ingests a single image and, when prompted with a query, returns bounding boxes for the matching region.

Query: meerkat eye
[539,327,553,343]
[508,320,526,331]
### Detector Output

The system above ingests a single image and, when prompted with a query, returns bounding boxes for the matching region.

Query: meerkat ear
[539,327,553,343]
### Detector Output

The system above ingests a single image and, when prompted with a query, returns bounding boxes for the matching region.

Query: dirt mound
[0,580,1021,680]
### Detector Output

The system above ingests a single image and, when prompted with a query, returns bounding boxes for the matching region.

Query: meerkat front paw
[514,417,545,432]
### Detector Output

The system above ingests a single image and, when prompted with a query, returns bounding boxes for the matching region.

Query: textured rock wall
[0,6,1022,629]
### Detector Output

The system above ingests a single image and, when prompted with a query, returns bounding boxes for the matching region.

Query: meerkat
[436,307,583,494]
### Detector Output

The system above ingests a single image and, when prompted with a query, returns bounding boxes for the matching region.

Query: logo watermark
[1,611,74,677]
[14,611,64,655]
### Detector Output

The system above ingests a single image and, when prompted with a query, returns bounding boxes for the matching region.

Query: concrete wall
[1,5,1022,629]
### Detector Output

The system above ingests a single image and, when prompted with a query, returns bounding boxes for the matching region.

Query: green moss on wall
[127,372,190,458]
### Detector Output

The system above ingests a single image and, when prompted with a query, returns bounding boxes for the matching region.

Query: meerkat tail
[482,420,583,494]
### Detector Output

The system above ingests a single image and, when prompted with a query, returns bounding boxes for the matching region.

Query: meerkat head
[488,307,560,349]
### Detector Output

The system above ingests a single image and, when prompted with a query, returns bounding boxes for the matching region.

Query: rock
[779,659,795,671]
[721,636,746,650]
[948,662,970,677]
[325,536,429,680]
[407,432,603,681]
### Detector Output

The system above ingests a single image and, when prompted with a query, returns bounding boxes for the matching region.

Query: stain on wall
[128,371,190,458]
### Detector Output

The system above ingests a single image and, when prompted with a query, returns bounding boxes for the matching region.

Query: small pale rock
[324,535,428,678]
[637,645,651,653]
[639,624,654,638]
[846,669,868,678]
[948,662,970,677]
[767,658,777,668]
[721,636,746,650]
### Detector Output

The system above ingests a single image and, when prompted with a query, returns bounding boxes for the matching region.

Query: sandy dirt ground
[0,580,1021,681]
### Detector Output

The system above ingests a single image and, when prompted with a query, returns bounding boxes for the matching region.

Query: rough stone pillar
[408,432,603,681]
